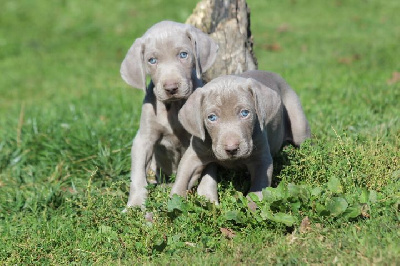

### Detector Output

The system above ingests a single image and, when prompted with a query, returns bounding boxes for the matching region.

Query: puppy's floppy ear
[120,38,147,90]
[179,88,206,140]
[246,78,282,131]
[186,27,219,79]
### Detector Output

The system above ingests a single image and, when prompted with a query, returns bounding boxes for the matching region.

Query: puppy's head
[120,21,218,102]
[179,76,281,161]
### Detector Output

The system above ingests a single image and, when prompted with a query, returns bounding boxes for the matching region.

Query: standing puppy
[121,21,218,208]
[171,70,311,201]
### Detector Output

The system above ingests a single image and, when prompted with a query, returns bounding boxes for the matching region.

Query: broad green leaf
[262,187,276,202]
[368,190,378,203]
[288,183,309,203]
[270,200,285,212]
[169,234,181,244]
[254,212,263,222]
[276,182,288,200]
[391,170,400,179]
[238,194,249,205]
[360,188,369,204]
[271,212,297,226]
[247,192,260,202]
[225,210,245,224]
[316,202,330,216]
[298,186,311,202]
[311,186,322,197]
[260,206,273,221]
[290,201,301,212]
[287,183,300,197]
[326,197,348,217]
[327,177,342,193]
[359,189,378,205]
[343,205,362,219]
[167,194,186,213]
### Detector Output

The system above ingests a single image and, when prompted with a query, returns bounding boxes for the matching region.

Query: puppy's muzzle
[224,138,240,156]
[163,80,179,96]
[225,143,239,156]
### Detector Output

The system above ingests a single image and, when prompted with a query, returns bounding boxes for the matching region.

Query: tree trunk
[186,0,258,82]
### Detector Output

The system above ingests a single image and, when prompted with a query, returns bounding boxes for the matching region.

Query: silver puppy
[121,21,218,208]
[171,70,311,201]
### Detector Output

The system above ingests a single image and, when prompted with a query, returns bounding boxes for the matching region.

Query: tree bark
[186,0,258,82]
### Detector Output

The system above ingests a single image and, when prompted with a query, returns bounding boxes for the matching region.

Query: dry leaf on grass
[220,227,236,239]
[61,186,77,194]
[145,212,154,223]
[287,231,298,245]
[361,204,370,218]
[299,216,311,233]
[247,201,258,212]
[277,23,291,33]
[185,242,196,247]
[387,71,400,85]
[338,54,361,65]
[262,43,282,51]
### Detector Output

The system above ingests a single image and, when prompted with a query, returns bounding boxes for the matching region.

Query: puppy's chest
[217,160,248,170]
[156,103,190,148]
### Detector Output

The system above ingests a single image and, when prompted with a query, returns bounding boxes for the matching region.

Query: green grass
[0,0,399,264]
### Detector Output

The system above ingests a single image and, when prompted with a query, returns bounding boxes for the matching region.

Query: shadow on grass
[137,146,293,199]
[215,149,291,195]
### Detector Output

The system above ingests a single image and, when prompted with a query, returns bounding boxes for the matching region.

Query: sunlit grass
[0,0,399,264]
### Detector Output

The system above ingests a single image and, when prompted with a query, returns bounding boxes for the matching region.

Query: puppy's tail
[280,83,311,146]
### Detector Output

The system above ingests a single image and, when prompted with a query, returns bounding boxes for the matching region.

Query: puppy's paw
[197,186,219,204]
[123,188,148,212]
[196,175,219,204]
[169,187,187,198]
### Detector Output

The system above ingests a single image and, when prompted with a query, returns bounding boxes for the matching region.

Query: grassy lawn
[1,0,399,264]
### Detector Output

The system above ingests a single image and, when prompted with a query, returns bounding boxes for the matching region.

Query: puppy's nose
[225,145,239,155]
[225,142,239,155]
[163,81,179,95]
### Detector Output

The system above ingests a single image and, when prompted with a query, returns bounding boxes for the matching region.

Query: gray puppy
[121,21,218,208]
[170,70,311,201]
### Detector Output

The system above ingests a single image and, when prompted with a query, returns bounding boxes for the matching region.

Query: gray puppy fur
[121,21,218,209]
[170,70,311,202]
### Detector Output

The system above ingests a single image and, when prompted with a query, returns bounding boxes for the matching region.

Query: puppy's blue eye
[179,52,188,59]
[148,58,157,64]
[240,109,250,118]
[207,114,218,122]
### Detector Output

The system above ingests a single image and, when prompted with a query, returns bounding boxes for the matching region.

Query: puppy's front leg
[247,153,273,200]
[170,146,205,197]
[126,129,159,209]
[196,163,219,203]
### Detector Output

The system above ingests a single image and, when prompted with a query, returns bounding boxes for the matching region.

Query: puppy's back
[237,70,285,96]
[237,70,311,146]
